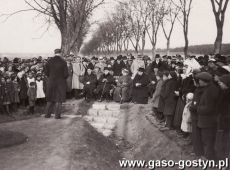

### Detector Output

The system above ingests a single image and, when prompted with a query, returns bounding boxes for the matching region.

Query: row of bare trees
[1,0,104,56]
[82,0,229,58]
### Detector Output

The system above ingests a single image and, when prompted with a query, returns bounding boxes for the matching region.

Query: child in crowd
[12,76,20,112]
[36,74,46,105]
[181,93,194,139]
[27,82,37,114]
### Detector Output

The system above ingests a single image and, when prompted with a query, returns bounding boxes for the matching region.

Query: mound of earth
[0,130,28,149]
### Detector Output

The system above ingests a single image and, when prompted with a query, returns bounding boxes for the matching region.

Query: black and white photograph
[0,0,230,170]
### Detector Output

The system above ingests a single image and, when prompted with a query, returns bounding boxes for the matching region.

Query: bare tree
[210,0,229,54]
[2,0,104,56]
[146,0,166,59]
[161,1,179,56]
[174,0,193,58]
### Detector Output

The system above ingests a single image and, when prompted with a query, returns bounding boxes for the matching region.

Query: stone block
[97,110,114,117]
[106,117,118,124]
[90,122,105,131]
[87,109,98,116]
[92,117,108,123]
[103,123,116,130]
[106,103,120,111]
[83,115,94,122]
[92,103,106,110]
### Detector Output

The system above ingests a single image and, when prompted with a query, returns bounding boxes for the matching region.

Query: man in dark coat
[132,67,150,104]
[216,75,230,160]
[83,66,97,102]
[196,72,221,160]
[44,49,68,119]
[95,67,115,101]
[112,55,126,77]
[162,71,178,129]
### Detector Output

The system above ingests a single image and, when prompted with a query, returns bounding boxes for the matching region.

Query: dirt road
[0,101,121,170]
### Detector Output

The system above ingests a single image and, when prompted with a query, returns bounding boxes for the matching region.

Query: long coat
[44,55,68,103]
[72,62,85,90]
[197,83,220,128]
[113,75,132,102]
[66,63,73,92]
[152,79,163,108]
[132,73,150,104]
[162,78,178,116]
[173,75,195,128]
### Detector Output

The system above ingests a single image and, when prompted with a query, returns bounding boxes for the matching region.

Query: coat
[197,83,221,128]
[113,75,132,102]
[132,73,150,104]
[83,73,97,90]
[72,62,85,90]
[181,102,192,133]
[158,80,167,113]
[217,89,230,130]
[152,79,163,108]
[66,63,73,92]
[44,55,68,102]
[112,61,126,76]
[18,76,28,100]
[173,75,195,128]
[162,78,178,116]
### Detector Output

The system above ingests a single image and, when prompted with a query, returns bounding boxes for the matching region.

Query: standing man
[44,49,68,119]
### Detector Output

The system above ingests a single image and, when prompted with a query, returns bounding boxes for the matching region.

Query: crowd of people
[0,50,230,161]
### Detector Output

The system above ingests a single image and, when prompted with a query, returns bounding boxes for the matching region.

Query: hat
[117,55,122,60]
[219,75,230,88]
[196,72,213,82]
[87,65,94,70]
[110,57,115,61]
[169,71,177,79]
[122,56,127,60]
[155,54,160,58]
[99,56,103,60]
[138,67,145,72]
[54,49,61,54]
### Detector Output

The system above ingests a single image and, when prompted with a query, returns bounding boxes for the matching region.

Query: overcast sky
[0,0,229,54]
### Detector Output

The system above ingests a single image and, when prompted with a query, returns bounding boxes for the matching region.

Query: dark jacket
[197,83,221,128]
[162,78,178,115]
[112,61,126,76]
[44,55,68,102]
[218,89,230,130]
[132,73,150,104]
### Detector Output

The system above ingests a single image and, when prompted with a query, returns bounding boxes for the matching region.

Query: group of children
[0,57,46,115]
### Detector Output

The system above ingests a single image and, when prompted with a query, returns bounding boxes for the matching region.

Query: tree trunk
[214,24,223,54]
[141,30,146,55]
[152,45,156,60]
[184,31,189,58]
[166,39,170,56]
[61,32,71,57]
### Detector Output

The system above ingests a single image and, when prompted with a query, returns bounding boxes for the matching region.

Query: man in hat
[217,75,230,160]
[196,72,221,160]
[95,67,115,101]
[72,56,85,99]
[44,49,68,119]
[113,68,132,103]
[132,67,150,104]
[82,66,97,102]
[112,55,126,77]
